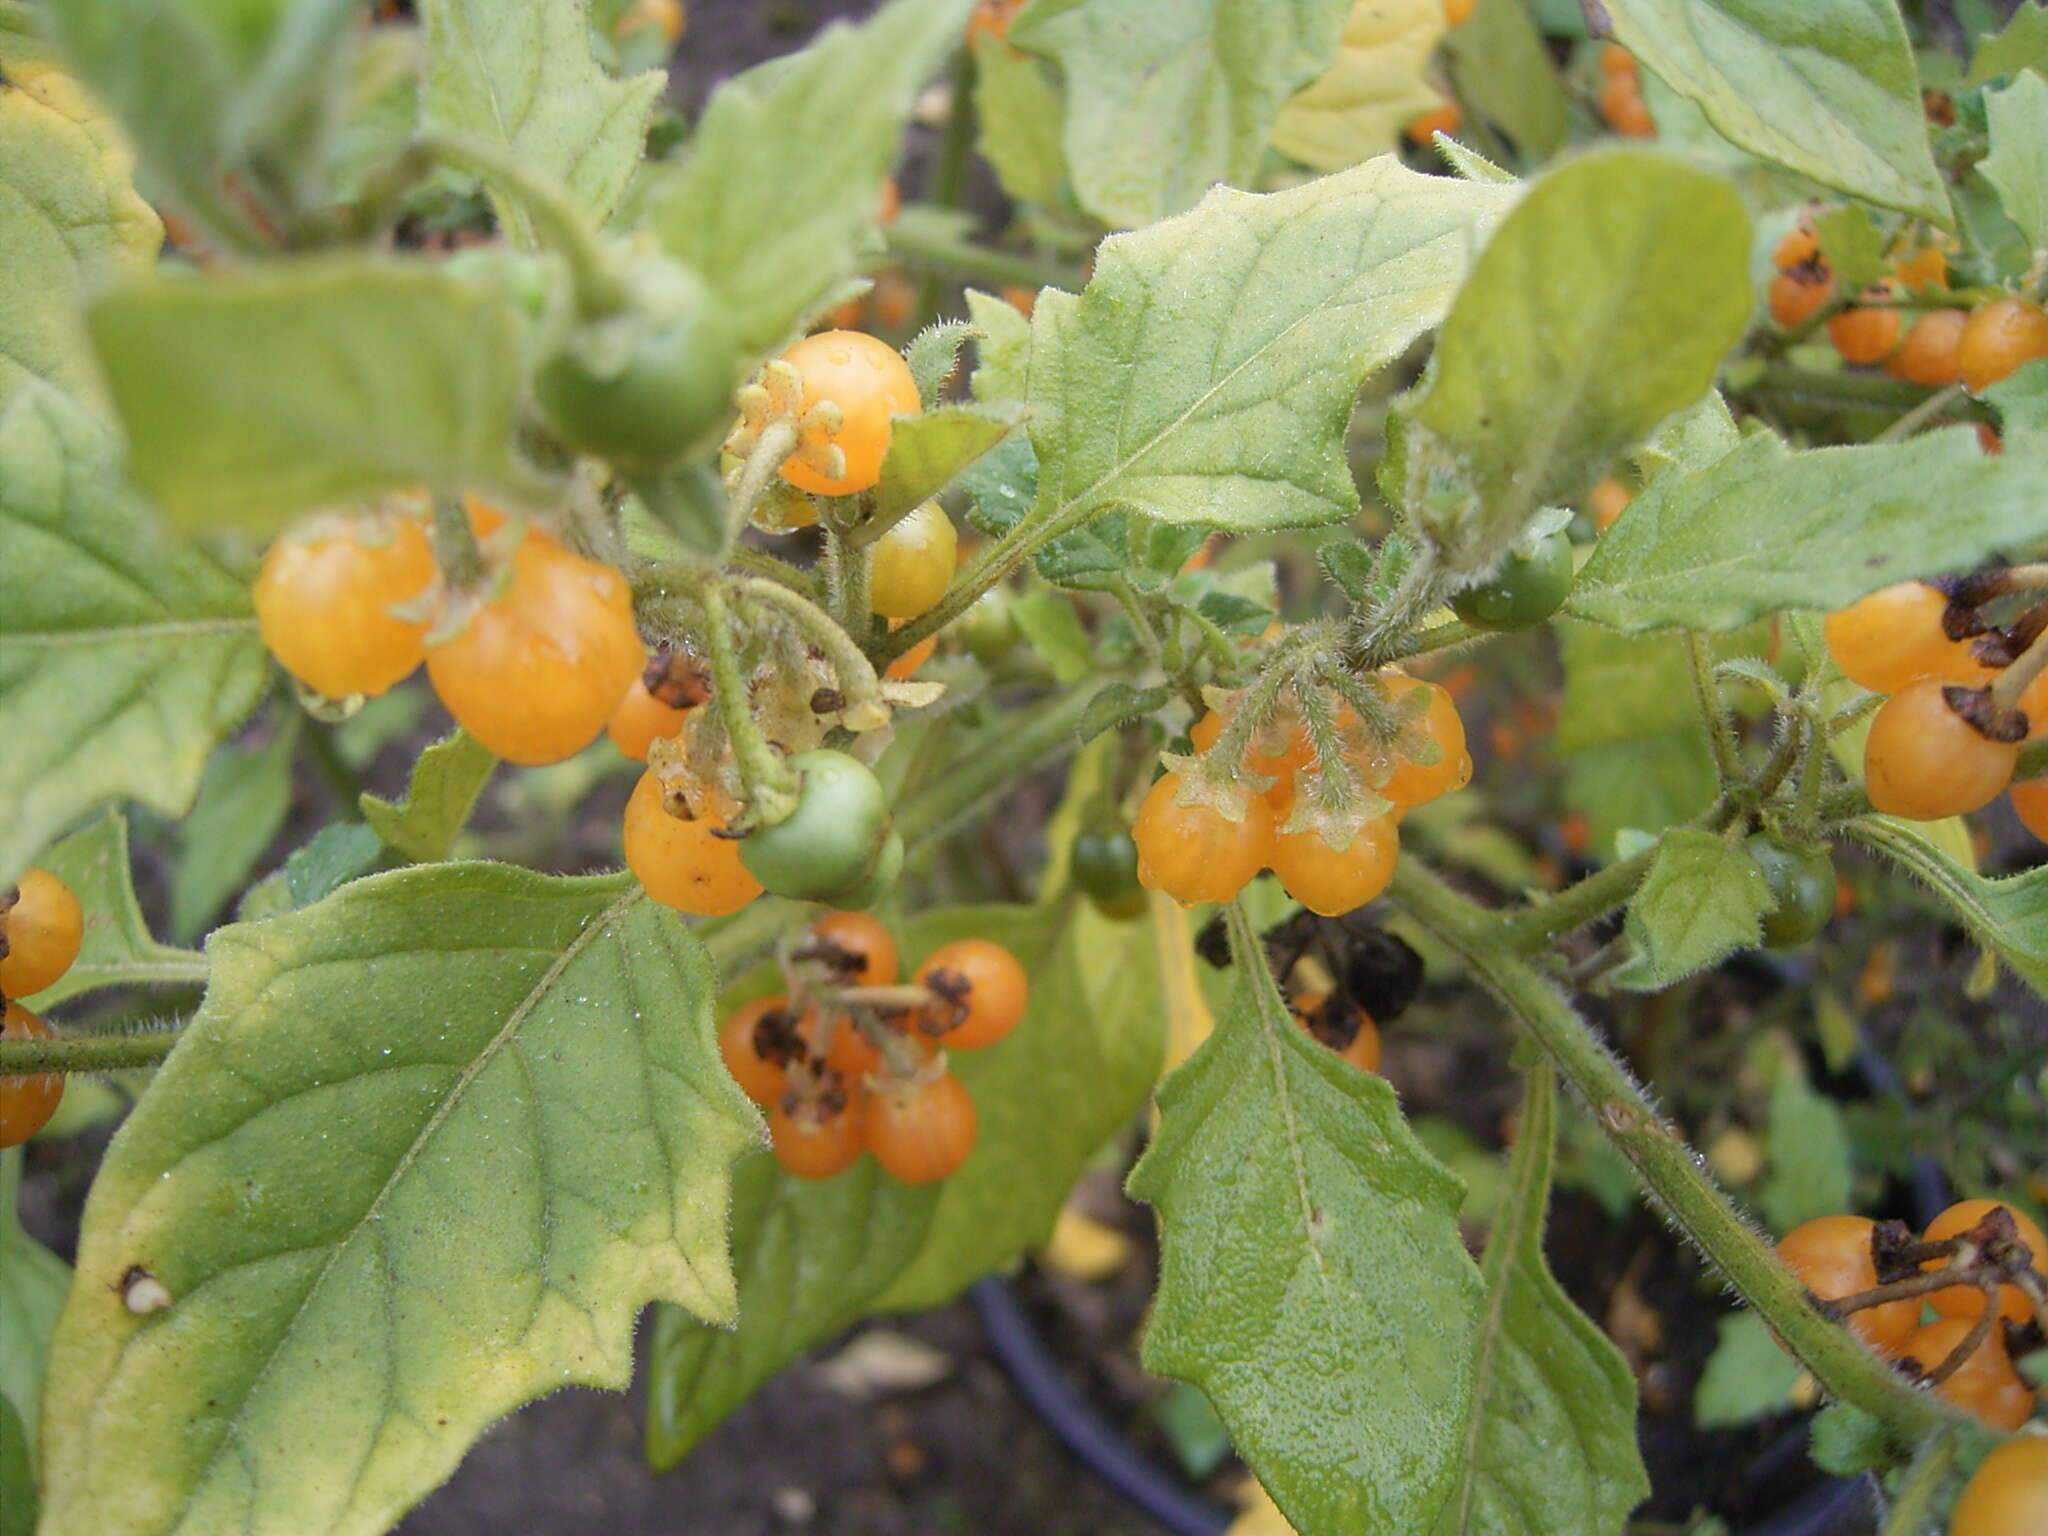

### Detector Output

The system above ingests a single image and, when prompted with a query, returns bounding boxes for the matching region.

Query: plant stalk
[0,1030,180,1075]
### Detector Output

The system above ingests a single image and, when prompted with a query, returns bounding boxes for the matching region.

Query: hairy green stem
[1688,632,1743,784]
[699,582,798,817]
[732,577,884,719]
[1738,365,1936,413]
[416,131,626,308]
[725,420,801,552]
[1111,579,1165,672]
[727,543,821,601]
[1390,858,1956,1447]
[0,1030,180,1075]
[1874,383,1966,445]
[886,219,1084,296]
[1498,843,1660,953]
[1877,1431,1958,1536]
[431,494,484,590]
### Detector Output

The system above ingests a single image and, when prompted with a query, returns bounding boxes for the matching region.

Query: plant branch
[1389,858,1957,1446]
[1876,1431,1958,1536]
[886,217,1084,296]
[415,131,626,310]
[1687,632,1743,783]
[698,581,798,819]
[894,683,1107,852]
[0,1030,180,1075]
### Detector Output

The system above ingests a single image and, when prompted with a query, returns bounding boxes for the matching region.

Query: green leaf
[903,320,978,407]
[0,41,161,422]
[1026,155,1517,534]
[1318,540,1377,605]
[636,0,972,358]
[1614,829,1773,989]
[361,728,499,863]
[1980,72,2048,254]
[1851,816,2048,1005]
[1812,204,1890,295]
[1128,924,1482,1536]
[1271,0,1448,172]
[1606,0,1951,223]
[240,821,387,923]
[1808,1403,1887,1475]
[1008,590,1095,683]
[645,1158,938,1467]
[21,811,205,1009]
[1757,1062,1852,1233]
[169,716,299,942]
[1568,423,2048,632]
[0,1149,70,1444]
[1443,0,1569,163]
[972,30,1067,207]
[0,386,267,887]
[42,0,358,241]
[1967,0,2048,86]
[1692,1311,1800,1428]
[38,868,758,1536]
[1563,737,1716,863]
[1076,681,1176,745]
[965,287,1034,403]
[417,0,663,245]
[0,1395,32,1536]
[874,403,1025,524]
[88,261,531,536]
[1015,0,1353,229]
[1407,152,1752,571]
[1430,1068,1649,1536]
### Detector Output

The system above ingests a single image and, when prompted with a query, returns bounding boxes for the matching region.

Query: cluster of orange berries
[1824,580,2045,823]
[1397,1,1478,146]
[1597,44,1654,138]
[0,867,83,1148]
[720,912,1026,1184]
[1777,1200,2045,1432]
[255,496,645,767]
[1134,675,1470,917]
[1773,222,2048,394]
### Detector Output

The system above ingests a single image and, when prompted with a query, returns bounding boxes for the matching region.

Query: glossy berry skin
[606,648,706,761]
[427,535,643,765]
[1133,774,1276,906]
[623,770,762,916]
[1950,1435,2048,1536]
[1958,297,2048,394]
[1890,308,1968,386]
[826,829,904,912]
[1072,825,1148,920]
[1190,708,1312,788]
[1271,814,1398,918]
[1,867,84,999]
[1449,529,1574,630]
[771,1095,868,1180]
[0,1002,63,1149]
[1824,581,1992,694]
[957,589,1021,663]
[1922,1199,2048,1326]
[776,331,920,497]
[1774,1215,1919,1357]
[808,910,899,986]
[1905,1318,2036,1431]
[867,1072,977,1184]
[2012,777,2048,841]
[254,514,435,700]
[868,502,956,619]
[1746,837,1834,949]
[1828,299,1901,365]
[1863,681,2017,821]
[739,750,891,902]
[720,996,800,1106]
[915,939,1028,1051]
[1375,677,1471,807]
[1291,993,1382,1073]
[1768,267,1833,330]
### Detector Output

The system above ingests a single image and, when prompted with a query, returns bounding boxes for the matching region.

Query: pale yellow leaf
[1272,0,1448,171]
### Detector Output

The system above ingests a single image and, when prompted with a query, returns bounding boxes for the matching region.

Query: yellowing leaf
[1230,1479,1301,1536]
[1152,889,1217,1075]
[1039,1205,1134,1282]
[1273,0,1447,171]
[0,57,161,421]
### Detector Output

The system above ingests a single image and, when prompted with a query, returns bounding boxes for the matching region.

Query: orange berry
[1768,267,1834,330]
[1889,308,1968,386]
[1863,680,2017,821]
[254,512,436,701]
[1949,1435,2048,1536]
[1374,677,1470,807]
[1904,1317,2036,1430]
[1443,0,1475,25]
[606,647,707,761]
[622,770,763,916]
[1270,814,1399,918]
[1823,581,1993,694]
[807,910,899,987]
[1958,297,2048,393]
[1773,223,1819,271]
[1132,774,1276,906]
[773,331,920,497]
[1921,1199,2048,1327]
[771,1093,868,1180]
[1291,992,1382,1074]
[721,996,801,1106]
[1774,1215,1919,1357]
[915,938,1028,1051]
[867,1071,977,1184]
[1598,43,1638,80]
[1600,77,1655,137]
[1405,97,1463,145]
[0,1002,63,1149]
[1587,477,1632,532]
[884,617,936,681]
[0,867,84,999]
[874,178,901,228]
[2013,777,2048,840]
[1828,294,1902,365]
